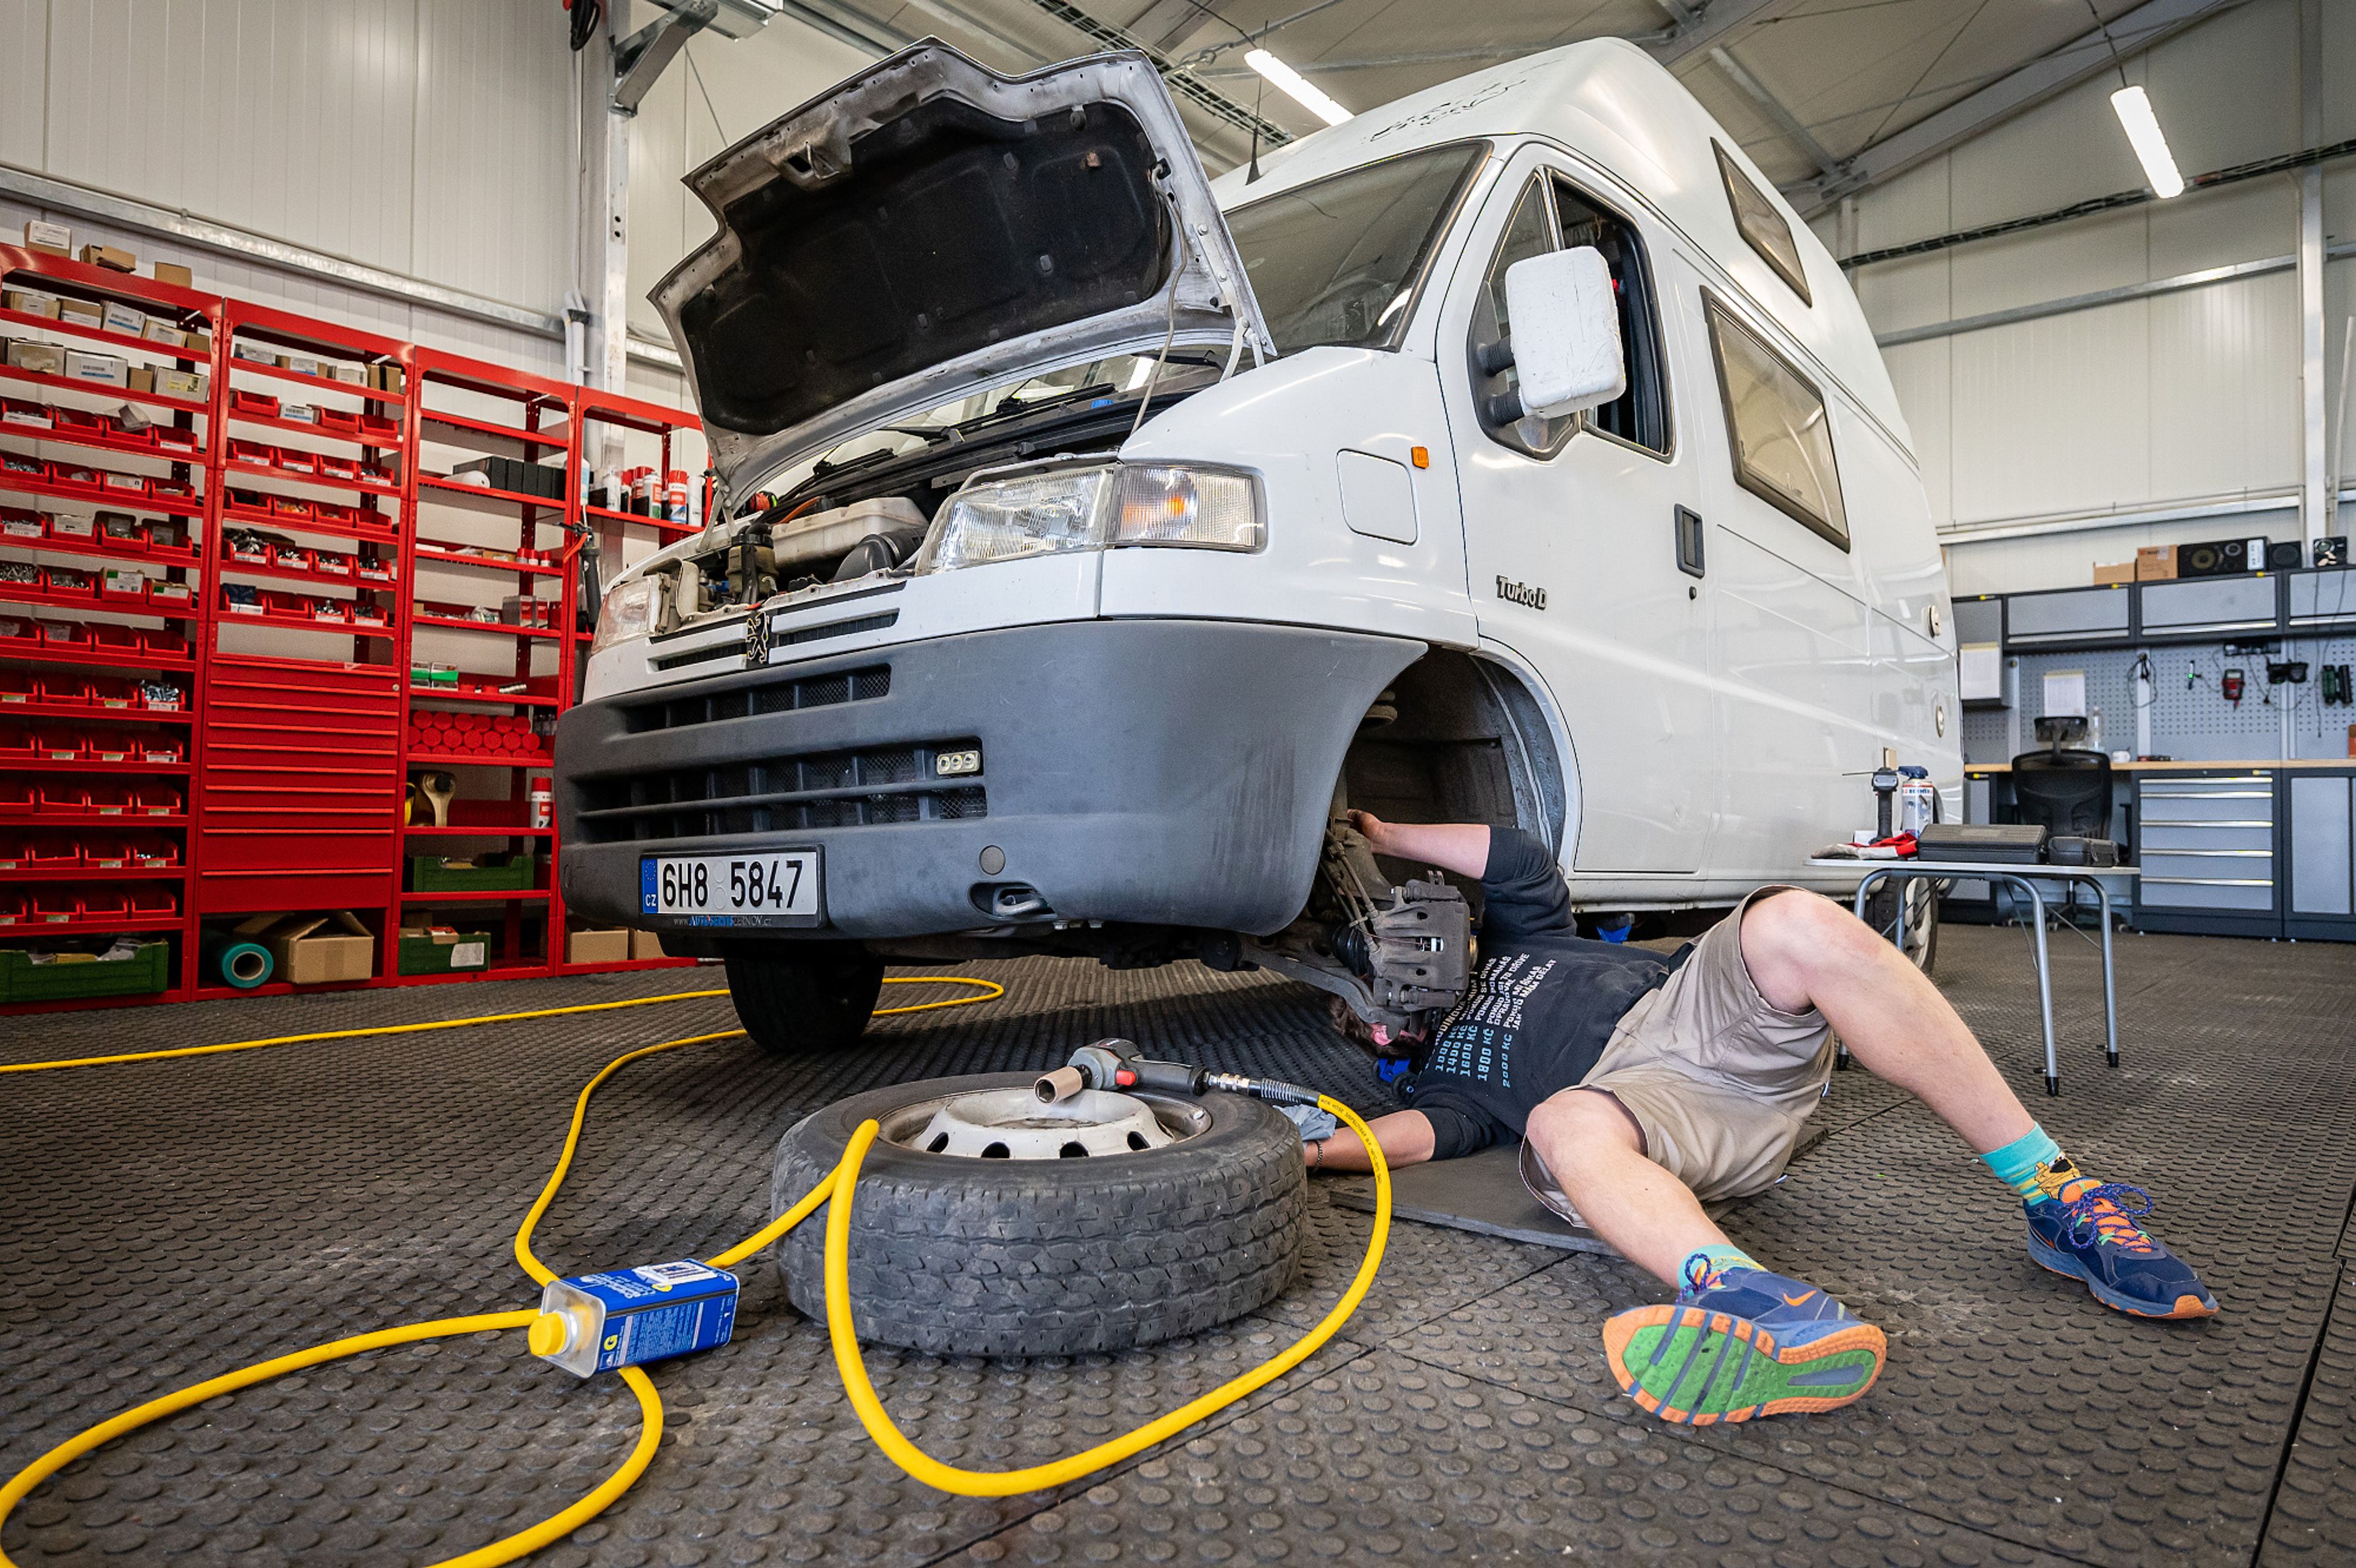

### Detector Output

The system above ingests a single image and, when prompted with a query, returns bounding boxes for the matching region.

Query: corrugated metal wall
[1836,0,2355,594]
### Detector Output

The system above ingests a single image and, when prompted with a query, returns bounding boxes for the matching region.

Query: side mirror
[1501,247,1626,419]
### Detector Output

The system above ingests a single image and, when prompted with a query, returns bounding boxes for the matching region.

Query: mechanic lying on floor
[1314,812,2217,1426]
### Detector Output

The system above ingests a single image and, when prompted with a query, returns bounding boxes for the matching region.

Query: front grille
[622,666,890,736]
[578,738,985,842]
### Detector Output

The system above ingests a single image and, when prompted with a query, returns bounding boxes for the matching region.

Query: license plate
[641,851,820,926]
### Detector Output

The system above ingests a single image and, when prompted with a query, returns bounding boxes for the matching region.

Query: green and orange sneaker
[1603,1258,1885,1424]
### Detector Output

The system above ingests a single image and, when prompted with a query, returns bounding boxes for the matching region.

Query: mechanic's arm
[1348,812,1489,879]
[1305,1109,1436,1172]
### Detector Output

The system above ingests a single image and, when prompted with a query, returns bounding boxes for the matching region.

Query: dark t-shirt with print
[1401,828,1690,1159]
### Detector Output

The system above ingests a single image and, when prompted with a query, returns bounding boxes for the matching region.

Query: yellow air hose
[0,974,1392,1566]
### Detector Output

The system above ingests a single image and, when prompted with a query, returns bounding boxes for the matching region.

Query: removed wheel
[772,1072,1308,1356]
[1862,878,1939,975]
[725,942,885,1053]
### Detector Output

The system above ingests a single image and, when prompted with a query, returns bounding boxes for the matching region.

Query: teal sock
[1982,1125,2063,1204]
[1682,1243,1761,1290]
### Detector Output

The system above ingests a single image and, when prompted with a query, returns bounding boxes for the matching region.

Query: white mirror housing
[1502,247,1626,419]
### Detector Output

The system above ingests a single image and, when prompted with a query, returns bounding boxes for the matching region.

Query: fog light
[936,748,982,777]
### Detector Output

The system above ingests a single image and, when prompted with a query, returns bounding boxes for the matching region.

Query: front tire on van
[725,942,885,1054]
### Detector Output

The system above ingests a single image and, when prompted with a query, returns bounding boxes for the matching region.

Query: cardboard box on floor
[568,928,630,964]
[235,910,374,985]
[630,929,667,960]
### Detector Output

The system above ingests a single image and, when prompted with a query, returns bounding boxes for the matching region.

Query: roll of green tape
[205,937,274,990]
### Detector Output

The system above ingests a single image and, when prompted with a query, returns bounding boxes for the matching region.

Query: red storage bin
[25,838,80,869]
[125,835,179,869]
[0,837,26,869]
[2,455,52,485]
[131,785,182,816]
[152,478,194,500]
[0,670,33,706]
[358,415,399,442]
[143,629,190,659]
[231,390,280,418]
[101,415,154,448]
[128,887,177,918]
[33,784,83,813]
[228,439,275,466]
[137,680,185,712]
[271,544,313,572]
[83,837,129,869]
[79,889,130,920]
[84,783,129,815]
[0,507,45,542]
[42,566,96,600]
[313,502,356,526]
[29,890,79,923]
[0,778,32,809]
[88,623,141,653]
[276,449,317,475]
[52,408,99,436]
[82,731,133,763]
[319,455,358,481]
[268,497,312,520]
[43,675,93,706]
[318,407,360,434]
[0,892,24,925]
[87,677,133,709]
[137,734,185,764]
[31,728,82,761]
[37,620,85,647]
[155,426,198,454]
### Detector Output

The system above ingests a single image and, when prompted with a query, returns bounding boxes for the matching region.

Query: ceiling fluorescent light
[2109,85,2185,199]
[1245,49,1352,127]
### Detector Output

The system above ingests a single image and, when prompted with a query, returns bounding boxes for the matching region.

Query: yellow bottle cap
[527,1313,570,1358]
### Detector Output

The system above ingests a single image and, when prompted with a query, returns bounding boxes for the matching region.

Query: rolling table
[1806,859,2139,1097]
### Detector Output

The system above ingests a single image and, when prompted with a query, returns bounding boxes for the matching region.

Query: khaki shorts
[1523,886,1834,1212]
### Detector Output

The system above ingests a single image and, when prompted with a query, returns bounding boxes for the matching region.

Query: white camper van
[555,36,1961,1051]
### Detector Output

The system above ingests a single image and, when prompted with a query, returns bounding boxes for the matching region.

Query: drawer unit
[196,656,399,913]
[2134,774,2277,934]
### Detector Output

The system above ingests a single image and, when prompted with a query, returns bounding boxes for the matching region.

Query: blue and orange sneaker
[1602,1258,1885,1424]
[2025,1156,2217,1320]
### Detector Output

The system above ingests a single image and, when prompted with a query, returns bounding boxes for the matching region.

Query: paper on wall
[2042,669,2087,718]
[1960,643,2002,701]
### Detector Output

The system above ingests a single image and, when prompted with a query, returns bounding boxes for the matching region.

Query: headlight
[915,464,1263,575]
[590,572,663,655]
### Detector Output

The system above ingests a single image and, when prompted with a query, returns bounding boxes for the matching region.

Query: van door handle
[1674,505,1705,578]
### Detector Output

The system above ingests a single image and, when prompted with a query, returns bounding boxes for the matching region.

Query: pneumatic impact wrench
[1034,1039,1323,1109]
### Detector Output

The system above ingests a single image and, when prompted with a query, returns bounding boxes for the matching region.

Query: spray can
[1897,765,1934,834]
[528,775,553,829]
[528,1259,739,1378]
[665,470,688,526]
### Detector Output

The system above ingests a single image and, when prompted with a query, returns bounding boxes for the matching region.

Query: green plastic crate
[0,940,171,1003]
[409,852,536,892]
[396,929,492,975]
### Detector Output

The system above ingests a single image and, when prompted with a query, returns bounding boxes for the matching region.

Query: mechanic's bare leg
[1523,1090,1729,1285]
[1738,890,2034,1155]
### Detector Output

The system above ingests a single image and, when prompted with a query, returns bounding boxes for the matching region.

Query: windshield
[1225,142,1485,355]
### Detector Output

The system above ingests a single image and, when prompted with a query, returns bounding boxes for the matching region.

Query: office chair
[2010,748,2112,839]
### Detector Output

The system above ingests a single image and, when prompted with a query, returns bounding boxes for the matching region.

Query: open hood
[653,40,1274,502]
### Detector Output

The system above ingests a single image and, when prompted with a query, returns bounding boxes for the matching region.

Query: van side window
[1468,174,1670,459]
[1550,180,1669,455]
[1712,142,1811,306]
[1704,296,1848,549]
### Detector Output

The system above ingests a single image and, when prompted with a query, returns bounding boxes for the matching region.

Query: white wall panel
[2146,269,2301,502]
[626,57,691,342]
[0,0,47,168]
[44,0,421,278]
[410,0,574,314]
[1949,300,2150,524]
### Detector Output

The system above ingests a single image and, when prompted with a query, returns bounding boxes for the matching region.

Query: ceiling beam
[1706,44,1844,183]
[1642,0,1798,66]
[1783,0,2250,214]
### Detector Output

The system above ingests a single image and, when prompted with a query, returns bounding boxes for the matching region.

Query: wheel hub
[900,1088,1179,1160]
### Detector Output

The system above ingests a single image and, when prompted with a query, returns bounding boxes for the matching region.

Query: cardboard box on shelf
[4,342,63,375]
[183,330,211,356]
[235,910,375,985]
[568,928,631,965]
[151,262,192,288]
[22,220,69,258]
[140,320,186,348]
[126,366,155,394]
[154,367,206,399]
[63,350,126,387]
[101,301,143,336]
[629,929,668,961]
[2092,561,2135,586]
[2136,545,2177,581]
[56,298,102,329]
[78,244,135,272]
[2,289,59,319]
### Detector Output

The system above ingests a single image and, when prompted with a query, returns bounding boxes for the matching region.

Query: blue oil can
[527,1259,739,1378]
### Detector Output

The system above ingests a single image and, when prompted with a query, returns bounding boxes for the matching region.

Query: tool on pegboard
[2222,668,2245,707]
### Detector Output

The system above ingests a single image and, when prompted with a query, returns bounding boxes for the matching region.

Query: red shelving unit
[0,245,218,1002]
[3,272,698,1012]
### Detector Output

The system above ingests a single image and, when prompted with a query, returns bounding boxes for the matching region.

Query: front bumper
[555,619,1423,938]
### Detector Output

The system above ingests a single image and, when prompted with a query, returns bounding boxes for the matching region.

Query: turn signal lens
[1111,467,1263,551]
